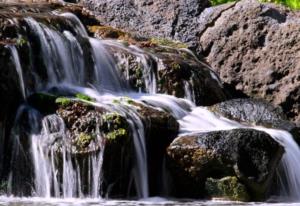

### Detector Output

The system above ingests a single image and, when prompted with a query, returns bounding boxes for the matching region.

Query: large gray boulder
[198,0,300,124]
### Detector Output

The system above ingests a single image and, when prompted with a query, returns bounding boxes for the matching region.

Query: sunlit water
[2,10,300,205]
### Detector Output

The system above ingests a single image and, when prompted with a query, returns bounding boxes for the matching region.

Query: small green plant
[210,0,236,6]
[260,0,300,9]
[102,112,129,141]
[75,93,95,102]
[55,97,72,106]
[75,133,95,148]
[16,36,27,47]
[209,0,300,9]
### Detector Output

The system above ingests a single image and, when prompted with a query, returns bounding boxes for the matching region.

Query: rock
[205,176,250,201]
[84,0,300,124]
[209,98,300,145]
[104,40,227,106]
[197,0,300,123]
[167,129,284,200]
[83,0,210,49]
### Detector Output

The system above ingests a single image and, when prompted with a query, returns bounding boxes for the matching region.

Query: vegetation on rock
[102,112,129,141]
[205,177,250,201]
[55,97,72,106]
[210,0,300,9]
[75,93,95,102]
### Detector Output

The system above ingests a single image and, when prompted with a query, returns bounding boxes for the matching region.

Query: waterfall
[6,45,26,99]
[179,106,300,200]
[5,9,300,202]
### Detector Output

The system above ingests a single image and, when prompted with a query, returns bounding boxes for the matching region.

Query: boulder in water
[167,128,284,200]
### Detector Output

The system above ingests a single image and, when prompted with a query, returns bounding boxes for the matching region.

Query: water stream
[1,10,300,205]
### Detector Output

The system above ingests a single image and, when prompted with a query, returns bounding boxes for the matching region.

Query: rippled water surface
[0,197,299,206]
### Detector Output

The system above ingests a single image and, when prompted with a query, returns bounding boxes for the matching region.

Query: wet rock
[205,176,250,201]
[105,41,227,106]
[197,0,300,123]
[209,98,300,145]
[167,129,284,200]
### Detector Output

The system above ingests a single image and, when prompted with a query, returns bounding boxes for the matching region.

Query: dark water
[0,197,298,206]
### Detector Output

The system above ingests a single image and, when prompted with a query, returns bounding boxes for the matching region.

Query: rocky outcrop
[197,0,300,124]
[84,0,300,124]
[26,94,180,197]
[167,129,284,200]
[209,98,300,144]
[101,39,227,106]
[83,0,210,49]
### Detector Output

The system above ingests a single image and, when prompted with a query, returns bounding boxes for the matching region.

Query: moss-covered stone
[101,112,129,141]
[75,93,95,102]
[55,97,72,106]
[205,176,250,201]
[75,132,95,149]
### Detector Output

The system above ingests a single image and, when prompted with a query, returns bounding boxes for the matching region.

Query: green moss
[16,36,27,47]
[106,128,127,140]
[210,0,235,5]
[55,97,72,106]
[150,38,188,49]
[205,176,250,201]
[75,132,95,148]
[75,93,95,102]
[102,112,129,141]
[260,0,300,9]
[209,0,300,9]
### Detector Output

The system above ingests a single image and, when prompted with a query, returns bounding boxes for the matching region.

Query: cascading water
[4,8,300,203]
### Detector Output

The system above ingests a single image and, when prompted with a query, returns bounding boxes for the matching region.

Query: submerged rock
[167,129,284,200]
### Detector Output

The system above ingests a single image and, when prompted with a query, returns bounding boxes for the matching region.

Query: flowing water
[1,10,300,206]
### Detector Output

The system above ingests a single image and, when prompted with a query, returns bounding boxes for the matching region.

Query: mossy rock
[75,132,95,149]
[75,93,95,102]
[55,97,72,107]
[205,176,250,201]
[101,112,130,142]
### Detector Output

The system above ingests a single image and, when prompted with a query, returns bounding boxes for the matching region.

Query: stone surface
[205,176,250,201]
[208,99,300,145]
[198,0,300,124]
[167,129,284,200]
[103,40,227,106]
[83,0,211,50]
[84,0,300,124]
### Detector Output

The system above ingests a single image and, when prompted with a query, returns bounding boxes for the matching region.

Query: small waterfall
[31,114,104,198]
[89,38,129,93]
[178,106,300,201]
[6,45,26,99]
[4,9,300,202]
